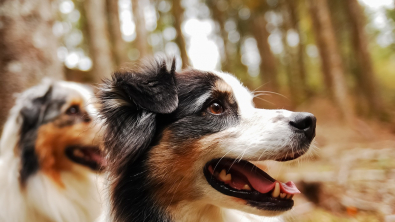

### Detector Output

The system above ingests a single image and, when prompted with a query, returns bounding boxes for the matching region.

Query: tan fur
[214,79,236,104]
[34,98,100,187]
[148,136,203,207]
[215,79,233,94]
[147,129,235,208]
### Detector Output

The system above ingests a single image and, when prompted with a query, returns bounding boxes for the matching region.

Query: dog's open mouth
[65,146,106,171]
[204,158,299,211]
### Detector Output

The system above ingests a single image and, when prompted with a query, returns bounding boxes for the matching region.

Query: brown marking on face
[214,78,232,94]
[34,97,99,188]
[147,130,205,207]
[214,79,236,105]
[146,126,232,209]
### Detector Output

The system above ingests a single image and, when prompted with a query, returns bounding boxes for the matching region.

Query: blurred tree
[345,0,386,119]
[132,0,149,57]
[283,0,310,100]
[244,1,278,92]
[307,2,332,95]
[208,0,231,72]
[307,0,354,122]
[172,0,190,68]
[84,0,114,81]
[328,0,354,73]
[252,13,279,93]
[107,0,128,66]
[281,0,301,106]
[0,0,63,129]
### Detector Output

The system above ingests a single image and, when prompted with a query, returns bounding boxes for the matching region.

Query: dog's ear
[18,82,54,185]
[98,58,178,169]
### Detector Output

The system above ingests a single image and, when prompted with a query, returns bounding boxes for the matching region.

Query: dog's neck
[168,201,273,222]
[0,154,102,222]
[169,202,223,222]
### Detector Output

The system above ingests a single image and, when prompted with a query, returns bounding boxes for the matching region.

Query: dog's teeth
[242,184,251,191]
[219,170,226,180]
[73,149,84,158]
[219,169,232,182]
[272,183,280,198]
[286,194,292,199]
[280,193,286,198]
[225,174,232,182]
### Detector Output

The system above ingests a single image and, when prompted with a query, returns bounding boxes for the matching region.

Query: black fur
[165,69,239,142]
[98,58,178,222]
[18,84,67,184]
[98,58,240,222]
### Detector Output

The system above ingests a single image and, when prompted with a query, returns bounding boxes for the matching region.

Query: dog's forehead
[211,71,255,116]
[57,81,96,115]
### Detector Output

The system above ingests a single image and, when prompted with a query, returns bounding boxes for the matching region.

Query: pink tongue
[84,149,107,167]
[231,164,300,195]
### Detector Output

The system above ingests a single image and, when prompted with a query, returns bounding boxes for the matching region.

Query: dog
[0,80,105,222]
[97,58,316,222]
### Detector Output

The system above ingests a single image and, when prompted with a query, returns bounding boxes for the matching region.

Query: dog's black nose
[289,112,316,140]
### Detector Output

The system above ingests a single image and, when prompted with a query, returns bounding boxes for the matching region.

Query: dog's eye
[66,105,80,115]
[208,102,224,115]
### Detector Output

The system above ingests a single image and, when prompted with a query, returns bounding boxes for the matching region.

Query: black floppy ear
[98,58,178,169]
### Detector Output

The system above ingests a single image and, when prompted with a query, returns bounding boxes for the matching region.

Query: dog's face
[15,81,104,186]
[99,59,316,221]
[148,71,315,216]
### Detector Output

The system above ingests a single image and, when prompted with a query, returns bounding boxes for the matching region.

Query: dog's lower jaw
[168,201,281,222]
[169,202,223,222]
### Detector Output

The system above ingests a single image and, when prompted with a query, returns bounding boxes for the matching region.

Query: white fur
[168,72,304,221]
[210,71,300,162]
[0,80,103,222]
[100,71,308,222]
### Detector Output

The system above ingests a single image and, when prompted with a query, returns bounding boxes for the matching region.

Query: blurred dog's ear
[98,58,178,170]
[19,82,54,185]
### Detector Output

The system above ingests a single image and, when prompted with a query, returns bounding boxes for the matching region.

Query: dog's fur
[98,58,315,222]
[0,80,103,222]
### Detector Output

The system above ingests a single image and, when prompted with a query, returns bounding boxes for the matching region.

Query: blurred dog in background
[0,80,105,222]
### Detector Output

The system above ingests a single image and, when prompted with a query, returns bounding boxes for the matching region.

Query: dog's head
[0,80,105,187]
[99,58,316,221]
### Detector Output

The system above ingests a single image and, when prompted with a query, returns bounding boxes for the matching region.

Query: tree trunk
[209,0,231,72]
[0,0,63,129]
[281,0,302,106]
[172,0,190,68]
[285,0,310,99]
[307,0,354,122]
[308,1,333,95]
[107,0,128,66]
[252,14,279,93]
[345,0,385,119]
[131,0,149,58]
[280,14,298,107]
[84,0,114,82]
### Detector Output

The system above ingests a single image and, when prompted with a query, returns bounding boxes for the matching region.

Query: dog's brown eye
[208,102,224,115]
[66,105,80,115]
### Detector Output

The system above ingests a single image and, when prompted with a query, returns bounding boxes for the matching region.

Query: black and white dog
[0,80,105,222]
[98,58,316,222]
